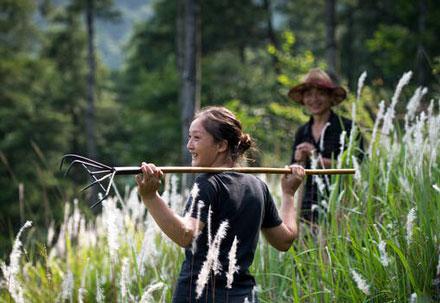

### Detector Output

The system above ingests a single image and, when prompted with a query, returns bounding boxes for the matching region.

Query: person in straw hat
[288,68,363,224]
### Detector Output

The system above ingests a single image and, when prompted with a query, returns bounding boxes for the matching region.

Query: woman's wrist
[141,191,159,203]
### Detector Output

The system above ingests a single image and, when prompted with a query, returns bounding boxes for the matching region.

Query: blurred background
[1,0,439,257]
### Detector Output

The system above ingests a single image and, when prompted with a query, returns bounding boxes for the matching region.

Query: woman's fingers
[290,164,305,178]
[140,162,163,178]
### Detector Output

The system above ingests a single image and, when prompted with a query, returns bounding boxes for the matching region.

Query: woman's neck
[211,154,235,168]
[312,110,331,125]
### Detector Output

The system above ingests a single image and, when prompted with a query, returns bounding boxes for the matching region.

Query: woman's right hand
[281,164,305,195]
[135,162,163,200]
[294,142,315,162]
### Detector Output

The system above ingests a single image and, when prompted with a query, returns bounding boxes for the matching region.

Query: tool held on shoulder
[60,154,355,208]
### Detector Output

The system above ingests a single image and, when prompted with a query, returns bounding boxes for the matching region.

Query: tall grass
[1,73,439,302]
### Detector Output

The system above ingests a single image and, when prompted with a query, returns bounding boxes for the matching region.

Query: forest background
[1,0,439,258]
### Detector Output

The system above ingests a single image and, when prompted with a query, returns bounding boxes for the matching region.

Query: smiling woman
[136,106,305,302]
[287,68,364,224]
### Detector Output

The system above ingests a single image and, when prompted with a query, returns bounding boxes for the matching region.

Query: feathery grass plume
[310,151,326,194]
[433,184,440,193]
[319,122,331,151]
[427,100,440,167]
[126,187,146,224]
[0,220,32,303]
[317,122,331,187]
[47,221,55,246]
[347,71,367,158]
[336,130,346,169]
[368,100,385,157]
[226,236,240,288]
[60,270,74,302]
[102,198,123,262]
[381,71,413,145]
[406,208,416,245]
[356,71,367,103]
[191,201,205,254]
[185,183,200,221]
[350,269,370,295]
[243,297,250,303]
[196,220,229,299]
[352,156,361,183]
[137,219,160,276]
[378,240,390,267]
[207,205,212,245]
[409,292,417,303]
[120,257,131,301]
[78,259,89,303]
[95,271,105,303]
[78,217,97,248]
[140,282,165,303]
[406,87,428,122]
[251,286,257,302]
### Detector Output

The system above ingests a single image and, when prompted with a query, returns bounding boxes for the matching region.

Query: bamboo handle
[114,166,355,175]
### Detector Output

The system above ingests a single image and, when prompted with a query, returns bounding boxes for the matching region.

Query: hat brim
[288,83,347,105]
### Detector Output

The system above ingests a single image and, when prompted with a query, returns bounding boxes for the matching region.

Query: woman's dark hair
[194,106,253,162]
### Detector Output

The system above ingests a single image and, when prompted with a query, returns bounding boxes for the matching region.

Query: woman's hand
[135,162,163,200]
[281,164,305,195]
[294,142,315,162]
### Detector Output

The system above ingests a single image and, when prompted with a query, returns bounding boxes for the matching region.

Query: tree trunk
[263,0,281,75]
[85,0,97,160]
[85,0,98,206]
[179,0,201,189]
[345,4,354,89]
[325,0,338,81]
[416,0,428,86]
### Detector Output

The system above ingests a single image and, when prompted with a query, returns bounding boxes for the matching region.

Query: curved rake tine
[90,169,114,176]
[80,172,112,192]
[64,159,107,177]
[80,163,107,192]
[62,154,113,170]
[90,171,116,209]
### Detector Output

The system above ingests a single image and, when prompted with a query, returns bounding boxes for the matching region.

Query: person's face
[186,118,227,167]
[302,87,333,115]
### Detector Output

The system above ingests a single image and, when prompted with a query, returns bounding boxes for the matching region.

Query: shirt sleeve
[261,184,282,228]
[184,175,216,223]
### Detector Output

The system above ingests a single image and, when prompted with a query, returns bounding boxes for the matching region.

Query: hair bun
[238,133,252,153]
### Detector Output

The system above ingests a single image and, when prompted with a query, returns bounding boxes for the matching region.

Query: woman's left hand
[281,164,305,195]
[135,162,163,200]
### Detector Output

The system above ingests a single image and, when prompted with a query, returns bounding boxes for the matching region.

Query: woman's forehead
[189,118,207,133]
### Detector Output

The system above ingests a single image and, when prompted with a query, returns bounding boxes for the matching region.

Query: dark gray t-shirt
[172,172,282,302]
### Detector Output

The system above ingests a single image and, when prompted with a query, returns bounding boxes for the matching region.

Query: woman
[136,106,304,302]
[288,68,362,223]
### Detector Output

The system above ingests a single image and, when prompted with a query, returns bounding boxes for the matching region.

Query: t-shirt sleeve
[184,175,216,223]
[261,184,282,228]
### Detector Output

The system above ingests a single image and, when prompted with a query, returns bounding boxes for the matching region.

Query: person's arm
[136,162,205,248]
[261,165,305,251]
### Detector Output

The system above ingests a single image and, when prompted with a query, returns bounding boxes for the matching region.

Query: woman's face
[302,87,333,116]
[186,118,227,167]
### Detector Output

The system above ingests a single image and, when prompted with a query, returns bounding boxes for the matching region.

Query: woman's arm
[262,165,305,251]
[136,163,205,248]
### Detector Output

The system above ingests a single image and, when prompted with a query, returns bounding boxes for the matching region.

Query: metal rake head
[60,154,117,208]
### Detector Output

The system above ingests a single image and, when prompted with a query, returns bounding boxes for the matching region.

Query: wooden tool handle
[114,166,355,175]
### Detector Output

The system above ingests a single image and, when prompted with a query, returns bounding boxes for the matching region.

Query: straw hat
[288,68,347,105]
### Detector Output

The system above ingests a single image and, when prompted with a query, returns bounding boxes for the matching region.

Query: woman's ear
[217,140,228,153]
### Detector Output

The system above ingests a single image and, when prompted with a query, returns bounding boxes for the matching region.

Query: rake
[60,153,355,208]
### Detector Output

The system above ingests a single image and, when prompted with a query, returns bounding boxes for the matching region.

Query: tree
[325,0,338,80]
